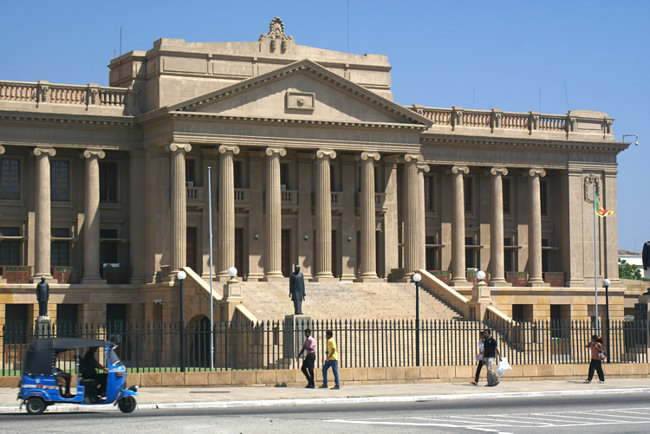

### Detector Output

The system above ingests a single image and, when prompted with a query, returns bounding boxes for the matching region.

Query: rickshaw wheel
[26,397,46,415]
[118,396,136,413]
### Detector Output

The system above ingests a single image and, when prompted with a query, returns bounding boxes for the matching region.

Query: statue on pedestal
[289,265,305,315]
[36,276,49,318]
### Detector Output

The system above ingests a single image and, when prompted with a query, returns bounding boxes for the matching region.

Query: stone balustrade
[0,80,135,112]
[410,105,613,138]
[280,189,298,206]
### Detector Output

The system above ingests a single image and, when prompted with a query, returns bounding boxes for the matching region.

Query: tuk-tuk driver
[80,348,108,396]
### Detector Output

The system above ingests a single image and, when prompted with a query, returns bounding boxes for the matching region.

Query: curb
[2,387,650,413]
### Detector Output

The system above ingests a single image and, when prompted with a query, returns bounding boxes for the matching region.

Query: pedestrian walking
[585,335,605,383]
[483,329,501,387]
[297,328,316,388]
[319,330,340,389]
[471,329,486,385]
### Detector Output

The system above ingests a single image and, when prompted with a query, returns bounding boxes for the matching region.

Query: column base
[32,274,56,284]
[81,276,107,285]
[263,274,286,282]
[489,279,511,287]
[451,278,472,288]
[356,274,380,282]
[245,273,264,281]
[527,279,547,287]
[312,273,337,282]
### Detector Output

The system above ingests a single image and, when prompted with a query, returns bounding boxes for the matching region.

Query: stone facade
[0,18,629,329]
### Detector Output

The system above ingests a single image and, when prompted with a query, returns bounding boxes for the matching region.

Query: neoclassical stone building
[0,18,629,328]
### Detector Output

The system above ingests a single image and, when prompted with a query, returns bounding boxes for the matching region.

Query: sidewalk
[2,378,650,413]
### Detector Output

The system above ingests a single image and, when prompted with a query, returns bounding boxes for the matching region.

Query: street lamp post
[177,270,187,372]
[603,278,611,363]
[412,272,422,367]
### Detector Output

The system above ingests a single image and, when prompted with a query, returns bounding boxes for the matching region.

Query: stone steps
[239,280,463,321]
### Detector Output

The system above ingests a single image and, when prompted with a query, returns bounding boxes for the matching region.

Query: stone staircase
[239,280,462,321]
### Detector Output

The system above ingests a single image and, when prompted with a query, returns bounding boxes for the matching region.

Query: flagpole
[593,181,599,335]
[208,166,215,369]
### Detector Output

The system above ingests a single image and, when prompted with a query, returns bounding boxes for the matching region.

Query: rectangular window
[185,159,196,186]
[51,161,69,201]
[233,161,243,189]
[100,162,118,202]
[540,179,548,216]
[51,241,69,266]
[504,237,517,272]
[280,163,289,190]
[464,177,473,213]
[502,178,511,214]
[0,240,20,265]
[465,235,479,269]
[424,175,435,212]
[0,159,20,200]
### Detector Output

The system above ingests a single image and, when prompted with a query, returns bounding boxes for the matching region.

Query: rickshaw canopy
[23,338,111,376]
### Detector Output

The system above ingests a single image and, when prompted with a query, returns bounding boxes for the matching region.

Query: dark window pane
[503,178,511,214]
[100,242,118,265]
[233,161,243,189]
[51,228,70,238]
[51,241,69,266]
[0,159,20,200]
[0,241,20,265]
[51,161,69,201]
[540,179,548,216]
[425,176,434,211]
[0,227,20,236]
[185,159,196,185]
[100,229,118,238]
[100,162,118,202]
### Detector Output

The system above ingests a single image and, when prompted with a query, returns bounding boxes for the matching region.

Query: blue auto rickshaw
[18,338,138,414]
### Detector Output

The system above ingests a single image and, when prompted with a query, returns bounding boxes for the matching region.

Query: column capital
[32,147,56,158]
[490,167,508,176]
[417,163,430,173]
[218,144,240,155]
[528,168,546,178]
[403,153,422,164]
[82,149,106,160]
[315,149,336,159]
[167,143,192,153]
[0,145,5,155]
[360,151,381,162]
[450,165,469,175]
[265,147,287,157]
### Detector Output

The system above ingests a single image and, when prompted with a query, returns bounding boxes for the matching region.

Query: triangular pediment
[169,60,430,127]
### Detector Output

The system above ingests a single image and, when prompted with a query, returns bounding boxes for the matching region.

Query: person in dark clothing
[471,330,486,385]
[289,265,306,315]
[585,335,605,383]
[80,348,108,396]
[297,328,316,388]
[483,329,501,387]
[642,241,650,270]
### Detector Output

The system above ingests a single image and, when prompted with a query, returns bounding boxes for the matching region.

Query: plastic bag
[496,357,511,377]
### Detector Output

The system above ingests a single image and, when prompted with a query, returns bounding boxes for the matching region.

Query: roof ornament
[259,17,293,53]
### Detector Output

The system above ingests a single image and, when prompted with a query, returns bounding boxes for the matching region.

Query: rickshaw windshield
[108,349,122,366]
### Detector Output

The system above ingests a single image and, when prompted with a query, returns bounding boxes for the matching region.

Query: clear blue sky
[1,1,647,252]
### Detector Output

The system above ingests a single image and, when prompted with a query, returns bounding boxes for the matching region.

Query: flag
[595,192,614,217]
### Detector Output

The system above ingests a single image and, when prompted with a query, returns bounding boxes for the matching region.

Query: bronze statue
[36,276,49,317]
[289,265,305,315]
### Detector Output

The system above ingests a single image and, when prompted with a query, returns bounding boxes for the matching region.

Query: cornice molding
[0,110,135,127]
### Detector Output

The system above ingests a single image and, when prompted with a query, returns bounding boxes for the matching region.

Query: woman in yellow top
[319,330,340,389]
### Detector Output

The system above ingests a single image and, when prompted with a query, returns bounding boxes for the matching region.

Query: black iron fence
[2,318,648,375]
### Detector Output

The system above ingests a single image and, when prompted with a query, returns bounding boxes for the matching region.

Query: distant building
[0,18,630,328]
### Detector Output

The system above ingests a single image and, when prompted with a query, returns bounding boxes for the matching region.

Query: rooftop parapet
[408,105,614,141]
[0,80,138,116]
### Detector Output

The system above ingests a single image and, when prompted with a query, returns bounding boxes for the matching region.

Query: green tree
[618,258,642,280]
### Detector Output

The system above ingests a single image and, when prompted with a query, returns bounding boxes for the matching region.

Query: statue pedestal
[283,315,312,359]
[35,316,52,338]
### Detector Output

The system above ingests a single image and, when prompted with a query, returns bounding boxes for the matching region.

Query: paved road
[1,392,649,433]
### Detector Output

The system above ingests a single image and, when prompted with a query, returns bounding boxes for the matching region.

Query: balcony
[281,189,298,207]
[0,266,32,283]
[186,186,204,203]
[234,188,250,207]
[52,266,80,284]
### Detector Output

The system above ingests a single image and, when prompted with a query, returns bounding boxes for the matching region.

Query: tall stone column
[417,163,430,272]
[403,154,422,278]
[217,145,240,279]
[314,149,336,281]
[168,143,192,274]
[81,149,106,283]
[528,168,546,286]
[451,165,470,286]
[265,147,286,280]
[490,167,509,286]
[33,147,56,279]
[359,152,380,281]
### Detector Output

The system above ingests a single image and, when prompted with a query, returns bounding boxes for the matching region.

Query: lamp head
[603,278,611,287]
[227,266,238,277]
[412,272,422,283]
[177,270,187,280]
[476,270,486,281]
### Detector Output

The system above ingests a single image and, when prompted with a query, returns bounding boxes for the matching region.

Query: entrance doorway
[186,227,197,272]
[281,229,291,277]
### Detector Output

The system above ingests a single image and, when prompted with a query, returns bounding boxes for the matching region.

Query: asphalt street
[1,392,649,433]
